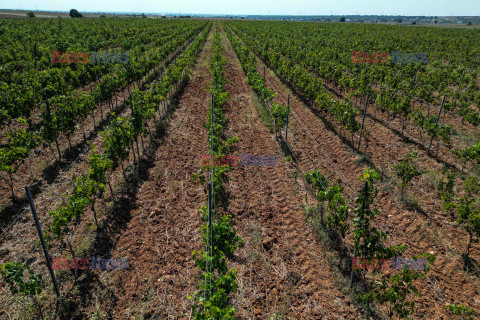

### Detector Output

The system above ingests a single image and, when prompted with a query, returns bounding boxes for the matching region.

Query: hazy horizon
[1,9,478,17]
[1,0,479,16]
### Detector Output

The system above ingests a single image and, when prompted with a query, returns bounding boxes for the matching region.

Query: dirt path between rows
[219,23,358,320]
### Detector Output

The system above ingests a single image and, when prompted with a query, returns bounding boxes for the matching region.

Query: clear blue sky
[1,0,479,16]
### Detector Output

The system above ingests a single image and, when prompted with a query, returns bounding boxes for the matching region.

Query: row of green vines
[189,24,242,320]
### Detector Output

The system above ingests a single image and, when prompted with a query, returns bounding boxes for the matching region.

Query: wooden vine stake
[357,94,369,152]
[285,94,291,144]
[411,68,418,86]
[427,95,446,154]
[25,186,61,298]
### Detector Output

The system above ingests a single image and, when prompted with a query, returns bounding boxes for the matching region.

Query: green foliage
[393,151,425,197]
[423,114,452,143]
[360,268,423,318]
[88,144,112,187]
[446,304,474,319]
[397,95,413,119]
[314,92,360,136]
[205,215,242,257]
[337,101,360,137]
[456,176,480,258]
[305,169,329,192]
[49,174,99,239]
[130,89,155,138]
[53,94,79,138]
[353,168,405,260]
[0,118,40,174]
[322,185,350,237]
[0,262,42,296]
[304,170,350,237]
[103,116,133,166]
[437,170,456,218]
[455,143,480,163]
[40,100,60,146]
[189,269,238,320]
[191,211,240,318]
[315,90,332,113]
[358,253,435,318]
[271,103,289,128]
[464,108,480,126]
[412,109,453,144]
[0,118,40,198]
[190,26,241,319]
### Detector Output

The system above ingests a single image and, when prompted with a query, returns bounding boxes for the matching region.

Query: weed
[424,170,442,191]
[402,194,423,212]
